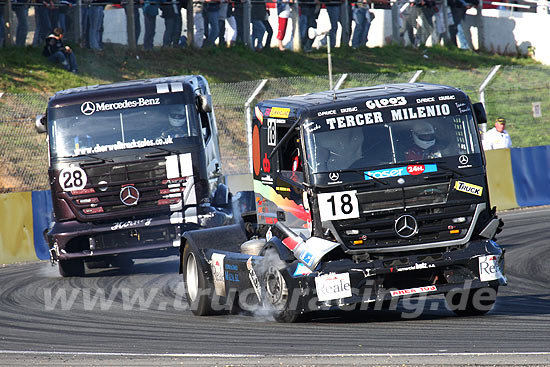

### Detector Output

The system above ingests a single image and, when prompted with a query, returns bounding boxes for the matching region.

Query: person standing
[251,0,266,50]
[351,0,372,49]
[204,0,220,46]
[142,0,158,49]
[483,117,513,150]
[276,0,291,50]
[88,0,104,50]
[161,0,180,47]
[12,0,29,46]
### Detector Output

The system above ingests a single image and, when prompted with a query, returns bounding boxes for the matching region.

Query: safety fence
[1,65,550,193]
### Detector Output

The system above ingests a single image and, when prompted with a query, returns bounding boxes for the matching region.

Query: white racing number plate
[317,190,360,222]
[315,273,352,302]
[478,255,503,282]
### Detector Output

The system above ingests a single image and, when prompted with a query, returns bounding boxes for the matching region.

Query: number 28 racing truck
[179,83,507,322]
[36,76,233,277]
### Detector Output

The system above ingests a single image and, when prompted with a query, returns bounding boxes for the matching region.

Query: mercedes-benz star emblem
[81,101,96,116]
[329,172,339,181]
[459,155,469,165]
[394,215,418,238]
[120,185,140,206]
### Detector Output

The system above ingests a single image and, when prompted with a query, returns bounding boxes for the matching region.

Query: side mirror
[473,102,487,125]
[197,94,213,113]
[35,114,47,133]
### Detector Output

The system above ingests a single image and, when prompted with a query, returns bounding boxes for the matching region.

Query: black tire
[261,251,299,323]
[58,258,85,277]
[446,286,498,317]
[182,244,215,316]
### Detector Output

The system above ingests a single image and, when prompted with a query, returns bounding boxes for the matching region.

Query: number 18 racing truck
[179,83,507,322]
[36,76,233,277]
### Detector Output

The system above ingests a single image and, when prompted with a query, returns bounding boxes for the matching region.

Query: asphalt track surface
[1,207,550,366]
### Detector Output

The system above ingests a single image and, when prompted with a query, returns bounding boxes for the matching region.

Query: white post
[408,70,423,83]
[245,79,268,173]
[334,73,348,90]
[328,35,333,90]
[478,64,501,132]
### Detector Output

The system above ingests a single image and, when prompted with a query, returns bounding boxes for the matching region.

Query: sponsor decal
[390,285,437,297]
[438,95,456,101]
[59,166,87,191]
[261,174,274,184]
[262,154,271,173]
[364,164,437,180]
[210,253,226,296]
[416,97,435,103]
[326,112,384,130]
[454,181,483,196]
[315,273,352,302]
[304,121,321,133]
[247,257,262,300]
[74,136,174,156]
[224,263,240,282]
[299,251,315,268]
[458,155,469,165]
[478,255,503,282]
[391,103,451,121]
[162,177,188,185]
[293,263,313,277]
[269,107,290,118]
[366,96,407,110]
[111,218,152,231]
[329,172,340,181]
[340,106,358,113]
[396,263,436,272]
[276,186,291,192]
[80,97,161,116]
[317,109,337,117]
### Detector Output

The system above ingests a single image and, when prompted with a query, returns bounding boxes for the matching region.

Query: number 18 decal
[59,166,87,191]
[317,190,360,221]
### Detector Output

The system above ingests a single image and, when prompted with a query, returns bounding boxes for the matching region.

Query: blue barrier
[31,191,53,260]
[511,146,550,207]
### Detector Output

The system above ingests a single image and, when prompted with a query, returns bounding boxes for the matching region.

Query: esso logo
[366,96,407,110]
[407,165,425,175]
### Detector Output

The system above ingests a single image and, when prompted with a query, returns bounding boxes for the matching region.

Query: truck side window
[199,110,211,143]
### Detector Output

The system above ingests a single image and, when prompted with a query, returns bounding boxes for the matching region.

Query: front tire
[446,286,498,316]
[182,244,215,316]
[261,250,299,323]
[58,258,85,277]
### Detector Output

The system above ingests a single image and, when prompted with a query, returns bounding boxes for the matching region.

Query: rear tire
[446,286,498,316]
[58,258,85,277]
[182,244,215,316]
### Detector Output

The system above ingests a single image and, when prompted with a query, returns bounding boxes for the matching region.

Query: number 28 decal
[59,166,87,191]
[317,190,360,222]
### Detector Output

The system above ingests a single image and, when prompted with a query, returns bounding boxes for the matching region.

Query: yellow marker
[454,181,483,196]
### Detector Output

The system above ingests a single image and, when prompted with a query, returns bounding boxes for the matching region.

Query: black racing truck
[179,83,507,322]
[36,76,233,276]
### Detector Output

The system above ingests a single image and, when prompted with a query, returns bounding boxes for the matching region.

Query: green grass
[0,43,548,191]
[0,43,538,94]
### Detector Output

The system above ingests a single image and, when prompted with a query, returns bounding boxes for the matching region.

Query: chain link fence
[1,66,550,193]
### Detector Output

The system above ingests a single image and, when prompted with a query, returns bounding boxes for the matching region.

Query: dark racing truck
[179,83,507,322]
[36,76,233,276]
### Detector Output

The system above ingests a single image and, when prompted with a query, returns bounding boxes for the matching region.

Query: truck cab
[180,83,506,322]
[37,76,232,276]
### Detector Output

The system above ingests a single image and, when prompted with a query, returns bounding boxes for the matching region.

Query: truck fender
[261,237,296,263]
[179,224,248,273]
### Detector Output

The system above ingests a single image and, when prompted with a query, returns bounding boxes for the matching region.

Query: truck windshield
[49,95,199,158]
[304,112,480,174]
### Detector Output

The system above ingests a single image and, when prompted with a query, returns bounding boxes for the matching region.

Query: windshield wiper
[145,146,180,158]
[80,154,114,166]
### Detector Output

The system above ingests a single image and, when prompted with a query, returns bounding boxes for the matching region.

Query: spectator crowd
[0,0,497,52]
